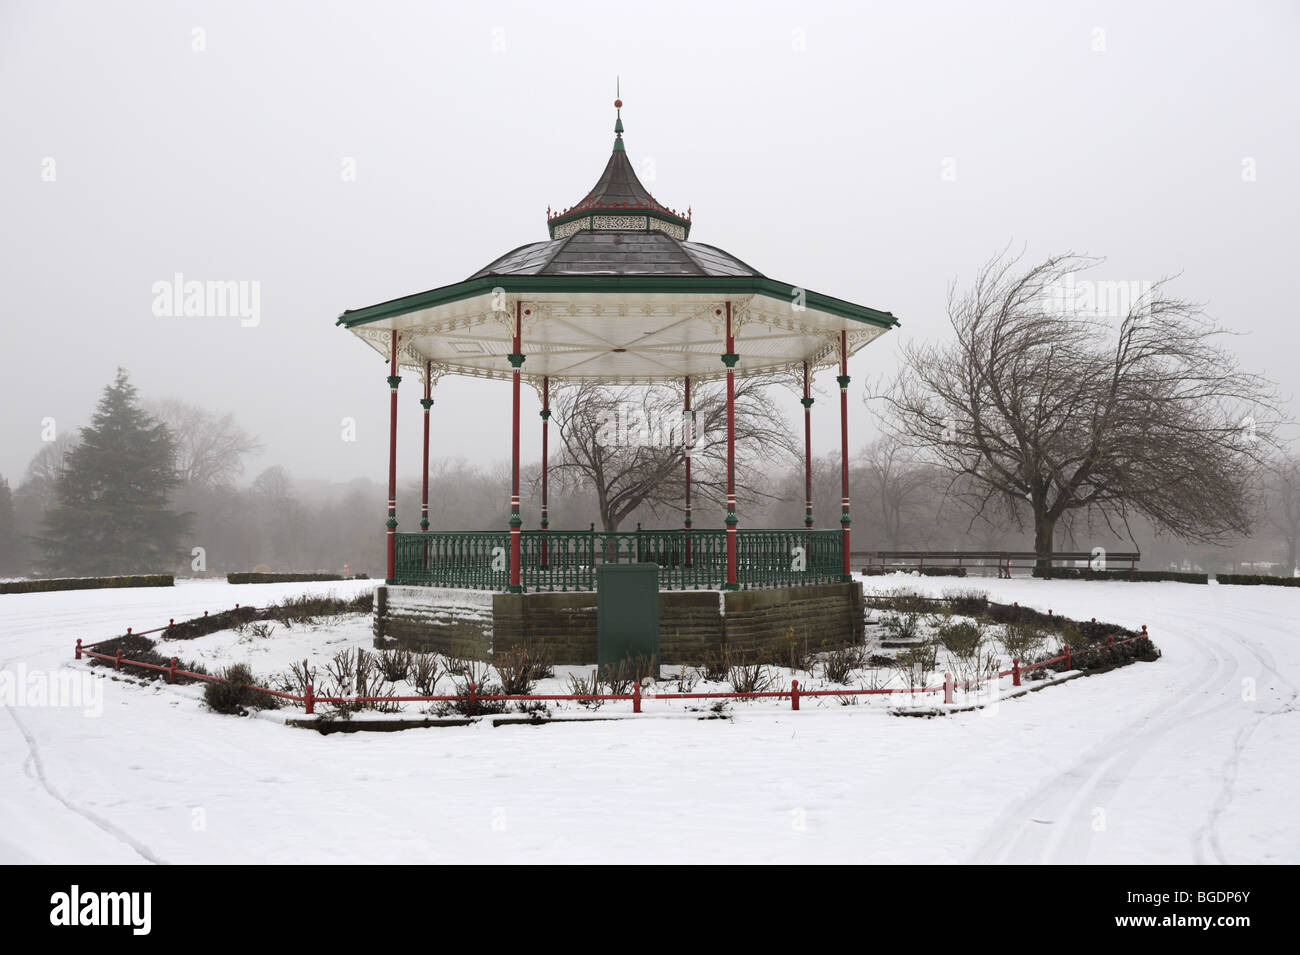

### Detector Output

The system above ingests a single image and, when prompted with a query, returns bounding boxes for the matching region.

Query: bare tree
[147,398,261,488]
[858,436,935,549]
[873,251,1280,566]
[550,377,796,532]
[1263,453,1300,575]
[16,433,80,513]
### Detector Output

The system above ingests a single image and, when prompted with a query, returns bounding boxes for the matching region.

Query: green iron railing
[393,526,845,592]
[736,528,842,588]
[392,531,509,590]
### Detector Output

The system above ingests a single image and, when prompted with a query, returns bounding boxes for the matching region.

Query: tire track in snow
[1189,613,1300,864]
[1037,623,1244,864]
[969,621,1232,864]
[4,706,166,865]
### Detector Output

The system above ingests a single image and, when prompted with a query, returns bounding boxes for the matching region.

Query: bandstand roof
[337,98,899,385]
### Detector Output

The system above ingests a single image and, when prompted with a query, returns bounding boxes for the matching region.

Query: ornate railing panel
[396,527,845,592]
[393,531,510,590]
[736,528,842,588]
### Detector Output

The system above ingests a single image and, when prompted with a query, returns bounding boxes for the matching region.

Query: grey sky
[2,0,1297,488]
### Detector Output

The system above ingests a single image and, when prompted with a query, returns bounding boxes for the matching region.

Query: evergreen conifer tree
[39,369,189,576]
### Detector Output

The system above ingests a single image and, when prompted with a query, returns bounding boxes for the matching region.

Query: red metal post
[114,648,122,671]
[168,657,177,684]
[723,303,738,589]
[1064,644,1073,669]
[385,329,400,582]
[802,361,814,528]
[791,678,800,710]
[508,302,524,592]
[75,639,82,660]
[838,331,852,580]
[420,360,432,533]
[683,376,693,566]
[632,682,641,713]
[1012,658,1021,686]
[540,375,550,569]
[944,672,954,704]
[305,683,315,715]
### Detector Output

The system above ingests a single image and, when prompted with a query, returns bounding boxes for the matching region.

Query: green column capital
[721,353,740,368]
[836,375,851,389]
[387,375,402,389]
[508,353,527,368]
[420,398,434,410]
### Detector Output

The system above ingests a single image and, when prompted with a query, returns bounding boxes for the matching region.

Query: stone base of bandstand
[373,581,864,664]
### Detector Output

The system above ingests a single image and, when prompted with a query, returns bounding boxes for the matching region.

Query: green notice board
[596,562,660,678]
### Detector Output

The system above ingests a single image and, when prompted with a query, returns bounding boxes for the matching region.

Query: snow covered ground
[1,575,1296,864]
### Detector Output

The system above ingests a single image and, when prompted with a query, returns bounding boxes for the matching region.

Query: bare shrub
[205,663,280,715]
[894,642,939,690]
[727,654,777,694]
[880,612,923,641]
[376,648,413,683]
[1000,622,1045,661]
[937,619,985,658]
[493,642,554,695]
[771,626,813,671]
[326,648,357,693]
[700,649,729,683]
[821,644,864,684]
[567,670,602,709]
[411,652,441,696]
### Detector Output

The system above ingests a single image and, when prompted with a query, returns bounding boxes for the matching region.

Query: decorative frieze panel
[648,219,687,240]
[551,218,588,239]
[592,214,650,231]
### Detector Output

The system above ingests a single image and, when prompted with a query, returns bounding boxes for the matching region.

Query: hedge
[0,574,174,595]
[227,572,349,584]
[163,592,374,640]
[1216,574,1300,587]
[1030,567,1207,584]
[860,566,968,577]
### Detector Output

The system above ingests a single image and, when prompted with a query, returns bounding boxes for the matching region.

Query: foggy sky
[3,0,1297,490]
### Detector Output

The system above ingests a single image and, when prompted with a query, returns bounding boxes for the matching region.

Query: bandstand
[337,97,899,663]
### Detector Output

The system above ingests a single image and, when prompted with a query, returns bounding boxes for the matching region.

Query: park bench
[861,550,1141,579]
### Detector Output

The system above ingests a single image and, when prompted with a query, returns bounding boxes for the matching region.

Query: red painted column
[683,376,693,566]
[723,303,738,589]
[420,360,432,532]
[508,302,524,592]
[385,330,401,583]
[540,376,550,569]
[838,330,852,580]
[802,361,814,528]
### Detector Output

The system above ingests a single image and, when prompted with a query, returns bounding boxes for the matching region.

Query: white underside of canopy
[349,290,888,386]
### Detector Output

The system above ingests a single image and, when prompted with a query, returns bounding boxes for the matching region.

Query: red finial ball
[614,98,622,108]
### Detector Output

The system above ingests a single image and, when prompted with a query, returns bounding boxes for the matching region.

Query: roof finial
[613,77,625,153]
